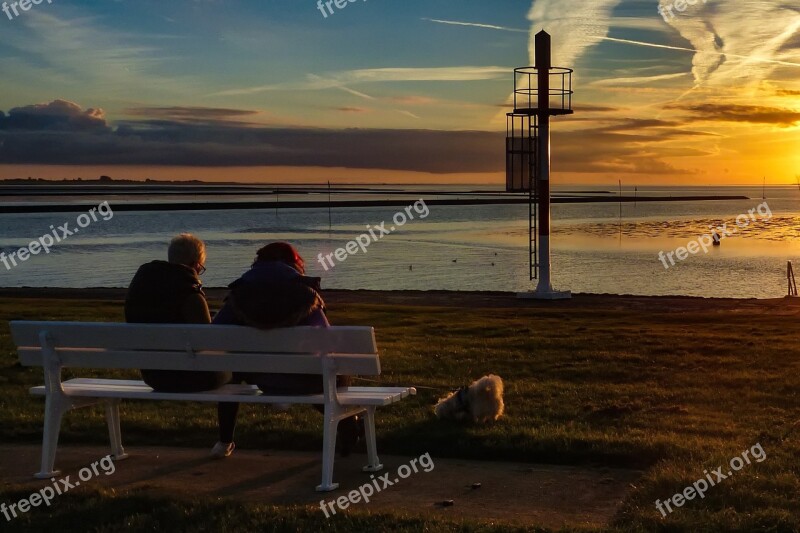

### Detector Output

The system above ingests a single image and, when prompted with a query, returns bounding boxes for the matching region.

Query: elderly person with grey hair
[125,233,231,392]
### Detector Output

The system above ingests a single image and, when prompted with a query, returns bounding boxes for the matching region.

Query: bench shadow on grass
[111,451,321,499]
[208,460,321,499]
[113,456,221,488]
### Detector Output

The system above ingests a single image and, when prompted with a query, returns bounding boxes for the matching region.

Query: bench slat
[345,386,418,400]
[28,379,413,406]
[10,322,377,355]
[17,348,381,376]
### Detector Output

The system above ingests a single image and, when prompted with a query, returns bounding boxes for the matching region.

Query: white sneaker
[210,441,235,459]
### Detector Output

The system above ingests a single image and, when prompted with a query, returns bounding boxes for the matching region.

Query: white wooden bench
[10,321,416,491]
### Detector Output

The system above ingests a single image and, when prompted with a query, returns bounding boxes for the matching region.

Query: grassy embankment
[1,294,798,532]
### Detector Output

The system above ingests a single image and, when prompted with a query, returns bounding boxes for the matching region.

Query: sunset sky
[0,0,799,185]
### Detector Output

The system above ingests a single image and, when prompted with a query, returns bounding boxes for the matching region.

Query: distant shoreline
[0,195,750,214]
[0,288,789,309]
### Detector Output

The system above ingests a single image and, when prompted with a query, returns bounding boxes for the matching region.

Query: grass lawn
[1,293,798,532]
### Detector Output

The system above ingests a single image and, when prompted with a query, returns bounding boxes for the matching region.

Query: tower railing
[505,114,537,192]
[505,113,539,279]
[512,67,573,115]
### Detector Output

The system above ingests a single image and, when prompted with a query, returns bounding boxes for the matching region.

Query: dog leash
[351,376,451,393]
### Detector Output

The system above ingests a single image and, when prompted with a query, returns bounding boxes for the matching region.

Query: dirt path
[1,445,639,528]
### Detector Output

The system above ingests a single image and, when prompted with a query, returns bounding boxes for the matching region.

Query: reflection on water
[0,186,799,298]
[560,215,800,242]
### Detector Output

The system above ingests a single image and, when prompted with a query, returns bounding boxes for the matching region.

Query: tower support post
[516,30,571,300]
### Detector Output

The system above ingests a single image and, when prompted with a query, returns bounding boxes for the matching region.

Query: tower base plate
[516,289,572,300]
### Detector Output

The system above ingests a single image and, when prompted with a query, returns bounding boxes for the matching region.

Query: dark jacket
[125,261,230,393]
[214,261,328,328]
[125,261,211,324]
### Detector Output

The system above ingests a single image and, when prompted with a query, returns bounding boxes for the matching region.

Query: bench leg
[316,415,340,492]
[362,407,383,473]
[35,395,66,479]
[104,400,129,461]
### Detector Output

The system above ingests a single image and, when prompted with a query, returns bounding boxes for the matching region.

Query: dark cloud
[389,96,437,105]
[665,103,800,126]
[0,100,109,132]
[0,100,707,175]
[776,89,800,96]
[572,105,621,113]
[549,118,715,175]
[590,118,684,132]
[123,106,260,124]
[778,27,800,52]
[334,107,370,113]
[0,100,504,173]
[553,130,692,175]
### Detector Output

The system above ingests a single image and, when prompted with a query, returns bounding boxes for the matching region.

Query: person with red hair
[214,242,328,329]
[211,242,360,458]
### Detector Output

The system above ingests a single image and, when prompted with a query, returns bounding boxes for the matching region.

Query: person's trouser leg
[216,372,250,444]
[218,402,239,444]
[245,373,359,455]
[214,373,356,448]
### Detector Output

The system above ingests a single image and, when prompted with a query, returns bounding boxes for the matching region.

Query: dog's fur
[434,374,504,424]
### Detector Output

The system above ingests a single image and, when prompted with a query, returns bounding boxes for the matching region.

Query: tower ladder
[529,117,539,280]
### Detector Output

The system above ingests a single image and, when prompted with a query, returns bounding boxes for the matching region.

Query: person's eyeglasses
[196,264,207,276]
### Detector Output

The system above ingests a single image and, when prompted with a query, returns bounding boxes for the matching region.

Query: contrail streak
[601,36,800,68]
[421,17,528,33]
[423,17,800,69]
[599,35,696,53]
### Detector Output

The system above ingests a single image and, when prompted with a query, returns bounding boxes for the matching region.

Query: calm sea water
[1,185,798,298]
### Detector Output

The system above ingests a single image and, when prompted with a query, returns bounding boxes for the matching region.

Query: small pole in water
[762,176,766,200]
[327,180,332,231]
[618,179,623,243]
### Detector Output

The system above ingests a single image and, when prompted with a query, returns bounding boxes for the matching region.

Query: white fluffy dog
[434,375,504,424]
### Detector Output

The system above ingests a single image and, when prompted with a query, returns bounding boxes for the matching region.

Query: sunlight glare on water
[0,186,798,298]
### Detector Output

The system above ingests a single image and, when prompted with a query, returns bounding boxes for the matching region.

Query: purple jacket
[213,261,329,327]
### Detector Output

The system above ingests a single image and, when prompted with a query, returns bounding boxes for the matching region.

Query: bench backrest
[10,321,380,376]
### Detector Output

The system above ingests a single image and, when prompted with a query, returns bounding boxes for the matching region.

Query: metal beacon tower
[506,30,573,300]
